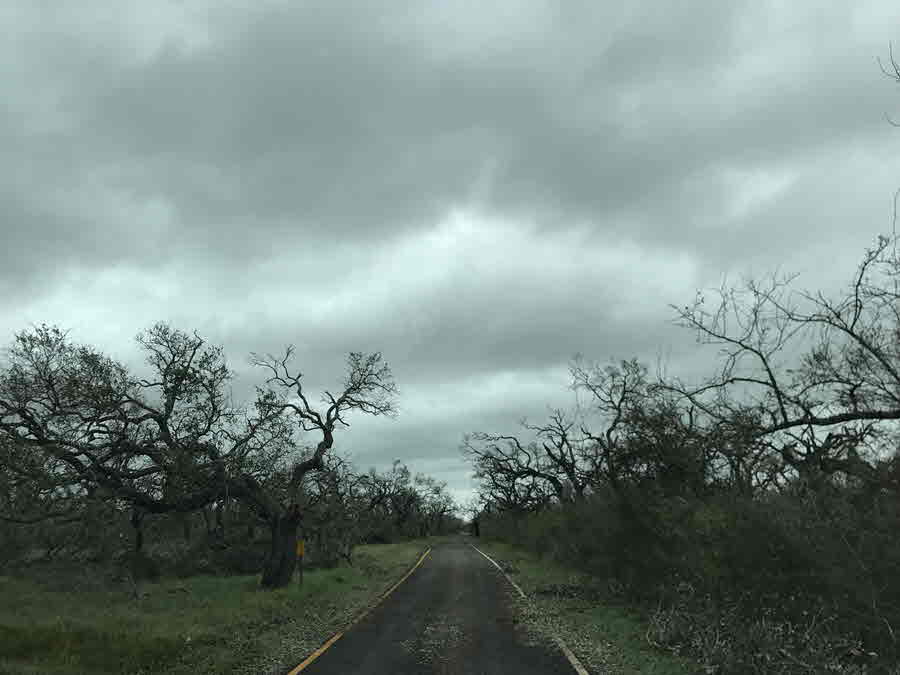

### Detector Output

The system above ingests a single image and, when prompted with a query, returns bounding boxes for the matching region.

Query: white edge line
[556,637,590,675]
[471,544,526,598]
[470,544,590,675]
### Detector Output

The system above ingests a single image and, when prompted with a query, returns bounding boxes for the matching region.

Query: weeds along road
[292,537,578,675]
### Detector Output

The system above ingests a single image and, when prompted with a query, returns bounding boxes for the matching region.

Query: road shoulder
[238,540,431,675]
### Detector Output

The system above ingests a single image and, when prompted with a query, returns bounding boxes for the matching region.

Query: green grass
[0,539,428,675]
[475,540,699,675]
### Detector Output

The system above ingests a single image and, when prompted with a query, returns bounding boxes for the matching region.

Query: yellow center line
[286,546,432,674]
[288,632,344,673]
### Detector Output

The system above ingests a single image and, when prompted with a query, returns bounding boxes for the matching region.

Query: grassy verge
[474,540,699,675]
[0,539,428,675]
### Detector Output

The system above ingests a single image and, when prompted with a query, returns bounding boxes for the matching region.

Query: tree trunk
[181,513,191,543]
[209,501,225,547]
[260,505,302,589]
[131,508,145,553]
[215,500,226,536]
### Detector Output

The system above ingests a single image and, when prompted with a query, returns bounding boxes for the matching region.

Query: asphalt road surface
[298,538,577,674]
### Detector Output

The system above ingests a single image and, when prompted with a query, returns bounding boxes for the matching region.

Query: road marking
[286,547,432,674]
[470,544,590,675]
[556,637,591,675]
[288,632,343,673]
[470,544,526,598]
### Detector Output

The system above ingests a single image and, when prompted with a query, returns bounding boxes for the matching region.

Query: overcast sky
[3,1,900,505]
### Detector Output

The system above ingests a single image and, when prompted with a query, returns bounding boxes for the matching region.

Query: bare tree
[570,356,653,489]
[463,429,567,508]
[412,473,456,536]
[249,347,397,587]
[300,451,366,566]
[0,323,397,589]
[664,234,900,490]
[0,323,286,520]
[382,461,427,536]
[522,409,598,500]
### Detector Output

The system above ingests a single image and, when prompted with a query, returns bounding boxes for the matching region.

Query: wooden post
[296,538,305,586]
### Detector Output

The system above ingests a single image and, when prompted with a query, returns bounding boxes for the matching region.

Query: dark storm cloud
[6,2,898,272]
[7,3,893,283]
[3,0,900,502]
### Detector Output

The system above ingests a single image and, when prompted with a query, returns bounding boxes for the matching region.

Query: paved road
[299,538,576,674]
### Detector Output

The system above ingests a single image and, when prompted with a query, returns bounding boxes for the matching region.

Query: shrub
[483,481,900,672]
[115,550,161,582]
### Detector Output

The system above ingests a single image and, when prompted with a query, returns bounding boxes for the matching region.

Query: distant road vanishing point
[290,538,581,675]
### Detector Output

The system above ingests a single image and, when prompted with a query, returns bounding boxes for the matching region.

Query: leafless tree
[413,473,456,536]
[570,356,657,489]
[878,42,900,126]
[0,323,284,525]
[300,451,366,565]
[0,323,397,589]
[464,359,654,510]
[664,234,900,490]
[248,347,397,587]
[463,427,567,508]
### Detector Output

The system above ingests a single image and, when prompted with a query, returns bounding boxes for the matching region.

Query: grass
[0,539,428,675]
[475,539,699,675]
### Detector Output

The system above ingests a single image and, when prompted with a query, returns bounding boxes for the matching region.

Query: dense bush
[115,550,161,582]
[465,234,900,672]
[163,538,269,578]
[482,481,900,673]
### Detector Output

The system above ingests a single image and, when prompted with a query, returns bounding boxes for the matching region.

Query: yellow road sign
[296,540,305,558]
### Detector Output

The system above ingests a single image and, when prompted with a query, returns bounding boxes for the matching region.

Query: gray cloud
[3,0,900,503]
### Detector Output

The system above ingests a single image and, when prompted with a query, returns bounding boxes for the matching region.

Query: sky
[3,1,900,506]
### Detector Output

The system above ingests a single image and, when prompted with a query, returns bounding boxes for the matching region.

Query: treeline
[0,324,458,587]
[1,448,457,580]
[465,234,900,674]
